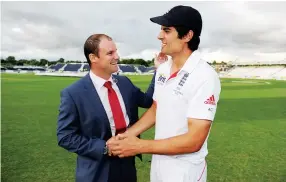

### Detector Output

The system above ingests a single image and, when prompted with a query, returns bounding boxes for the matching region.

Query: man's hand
[154,52,168,68]
[106,136,117,156]
[114,130,133,141]
[107,135,142,158]
[106,131,134,157]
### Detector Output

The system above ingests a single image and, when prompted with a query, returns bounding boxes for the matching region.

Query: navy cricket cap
[150,5,202,36]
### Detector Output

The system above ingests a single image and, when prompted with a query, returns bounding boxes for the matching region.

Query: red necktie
[104,81,126,135]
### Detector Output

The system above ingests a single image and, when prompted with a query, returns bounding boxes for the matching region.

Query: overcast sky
[1,1,286,63]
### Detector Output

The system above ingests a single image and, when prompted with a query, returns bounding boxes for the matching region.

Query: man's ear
[89,53,99,64]
[183,30,194,43]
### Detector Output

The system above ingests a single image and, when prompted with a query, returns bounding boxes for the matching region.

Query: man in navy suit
[57,34,155,182]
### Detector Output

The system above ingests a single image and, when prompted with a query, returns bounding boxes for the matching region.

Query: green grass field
[2,73,286,182]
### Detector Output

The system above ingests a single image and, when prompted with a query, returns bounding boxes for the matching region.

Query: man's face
[94,38,119,74]
[157,26,184,56]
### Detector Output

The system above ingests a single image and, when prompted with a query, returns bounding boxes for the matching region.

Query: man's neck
[91,69,111,80]
[170,49,193,73]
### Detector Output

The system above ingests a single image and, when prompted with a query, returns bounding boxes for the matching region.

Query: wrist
[126,128,138,137]
[138,139,149,154]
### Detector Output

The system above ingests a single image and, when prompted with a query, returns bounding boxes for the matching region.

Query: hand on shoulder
[154,52,168,69]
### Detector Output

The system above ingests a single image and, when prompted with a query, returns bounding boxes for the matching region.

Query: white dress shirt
[89,71,130,136]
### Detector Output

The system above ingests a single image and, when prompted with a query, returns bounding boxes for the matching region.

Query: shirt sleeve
[186,76,221,121]
[152,79,157,102]
[152,71,160,102]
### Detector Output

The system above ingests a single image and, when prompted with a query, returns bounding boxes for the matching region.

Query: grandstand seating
[49,63,65,71]
[145,66,155,73]
[245,67,283,78]
[44,63,154,75]
[272,67,286,79]
[63,64,81,72]
[118,65,137,73]
[137,65,147,73]
[83,64,90,71]
[19,67,45,71]
[136,65,155,73]
[4,61,283,80]
[223,66,286,80]
[226,67,255,77]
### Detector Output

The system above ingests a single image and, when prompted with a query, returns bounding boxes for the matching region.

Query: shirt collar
[167,50,202,75]
[180,50,202,74]
[89,71,113,90]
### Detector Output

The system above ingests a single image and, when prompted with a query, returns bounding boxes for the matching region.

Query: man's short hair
[84,34,112,65]
[174,26,200,51]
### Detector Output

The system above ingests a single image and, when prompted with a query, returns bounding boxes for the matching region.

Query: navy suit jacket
[57,73,155,182]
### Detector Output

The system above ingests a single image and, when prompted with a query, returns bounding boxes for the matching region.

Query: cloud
[1,1,286,63]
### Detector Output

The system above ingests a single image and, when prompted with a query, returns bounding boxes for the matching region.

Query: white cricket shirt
[153,50,221,163]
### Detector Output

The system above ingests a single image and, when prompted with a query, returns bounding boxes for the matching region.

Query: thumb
[118,134,128,140]
[115,134,124,140]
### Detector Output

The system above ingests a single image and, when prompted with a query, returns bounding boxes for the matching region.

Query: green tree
[134,59,145,65]
[1,58,7,65]
[146,60,153,66]
[29,59,38,65]
[57,58,65,63]
[6,56,16,65]
[40,59,49,66]
[16,59,26,66]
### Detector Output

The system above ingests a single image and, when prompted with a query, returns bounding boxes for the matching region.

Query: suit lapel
[113,75,132,126]
[83,74,112,137]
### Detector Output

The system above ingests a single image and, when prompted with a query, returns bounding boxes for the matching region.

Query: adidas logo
[204,95,216,105]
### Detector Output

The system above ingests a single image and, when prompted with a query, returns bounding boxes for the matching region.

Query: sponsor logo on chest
[173,73,190,95]
[157,74,167,85]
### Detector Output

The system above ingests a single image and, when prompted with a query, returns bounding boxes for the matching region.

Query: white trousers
[150,155,207,182]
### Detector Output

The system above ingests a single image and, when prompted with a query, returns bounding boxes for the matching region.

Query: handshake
[106,131,142,158]
[105,52,167,158]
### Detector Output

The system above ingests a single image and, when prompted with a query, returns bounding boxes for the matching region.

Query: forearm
[57,132,106,160]
[139,133,202,155]
[127,102,156,136]
[57,90,106,160]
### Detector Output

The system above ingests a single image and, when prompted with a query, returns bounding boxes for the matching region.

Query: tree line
[1,56,155,67]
